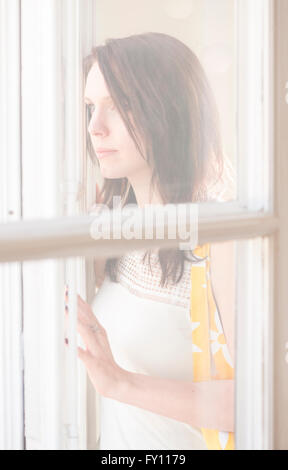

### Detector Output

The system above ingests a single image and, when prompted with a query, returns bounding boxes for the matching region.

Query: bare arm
[110,371,234,433]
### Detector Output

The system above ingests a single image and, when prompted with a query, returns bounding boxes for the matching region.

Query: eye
[86,104,95,124]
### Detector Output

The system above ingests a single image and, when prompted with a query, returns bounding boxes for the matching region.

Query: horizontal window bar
[0,210,279,263]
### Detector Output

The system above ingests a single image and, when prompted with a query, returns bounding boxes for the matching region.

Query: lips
[96,149,118,159]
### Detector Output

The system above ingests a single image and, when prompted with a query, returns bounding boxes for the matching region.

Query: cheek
[126,130,147,163]
[119,132,147,170]
[116,119,145,161]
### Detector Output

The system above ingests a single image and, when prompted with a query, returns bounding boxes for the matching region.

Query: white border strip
[273,0,288,450]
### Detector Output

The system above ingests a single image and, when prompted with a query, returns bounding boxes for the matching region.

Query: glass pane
[89,238,236,450]
[85,0,239,209]
[89,236,271,450]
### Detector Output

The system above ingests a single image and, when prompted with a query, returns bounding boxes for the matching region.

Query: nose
[88,111,109,137]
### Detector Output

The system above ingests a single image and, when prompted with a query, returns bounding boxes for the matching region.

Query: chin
[99,167,127,179]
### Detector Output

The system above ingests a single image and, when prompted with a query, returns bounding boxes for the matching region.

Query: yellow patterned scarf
[190,243,235,450]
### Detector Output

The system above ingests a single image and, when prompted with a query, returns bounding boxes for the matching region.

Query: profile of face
[85,61,149,180]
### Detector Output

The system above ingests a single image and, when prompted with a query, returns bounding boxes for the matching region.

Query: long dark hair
[83,32,224,287]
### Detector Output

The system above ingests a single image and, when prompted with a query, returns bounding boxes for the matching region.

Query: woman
[65,32,235,450]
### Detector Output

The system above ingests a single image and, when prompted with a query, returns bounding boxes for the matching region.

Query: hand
[64,285,127,398]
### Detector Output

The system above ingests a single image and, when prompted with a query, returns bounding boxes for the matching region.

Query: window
[0,0,287,450]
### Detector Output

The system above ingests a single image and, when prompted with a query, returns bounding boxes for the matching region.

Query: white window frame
[0,0,23,451]
[1,0,287,451]
[0,0,96,451]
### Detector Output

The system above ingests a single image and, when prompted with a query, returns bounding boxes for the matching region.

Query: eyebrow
[84,96,112,104]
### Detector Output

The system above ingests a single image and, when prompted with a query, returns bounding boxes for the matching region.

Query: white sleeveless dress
[91,249,208,450]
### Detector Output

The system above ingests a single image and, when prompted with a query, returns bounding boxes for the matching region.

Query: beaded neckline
[114,248,203,309]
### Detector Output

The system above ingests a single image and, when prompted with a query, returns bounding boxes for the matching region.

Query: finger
[77,294,93,320]
[77,345,89,361]
[77,295,103,330]
[64,310,69,336]
[78,313,104,340]
[77,294,101,325]
[77,320,100,355]
[64,284,69,302]
[64,289,99,353]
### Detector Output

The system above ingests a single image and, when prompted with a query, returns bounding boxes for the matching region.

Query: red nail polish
[65,338,69,344]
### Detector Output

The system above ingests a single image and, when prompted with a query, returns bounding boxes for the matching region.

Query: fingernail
[65,338,69,345]
[65,305,69,311]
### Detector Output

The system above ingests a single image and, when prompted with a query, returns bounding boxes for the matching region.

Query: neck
[128,171,164,208]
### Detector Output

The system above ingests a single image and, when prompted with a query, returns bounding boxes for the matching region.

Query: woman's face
[85,61,149,180]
